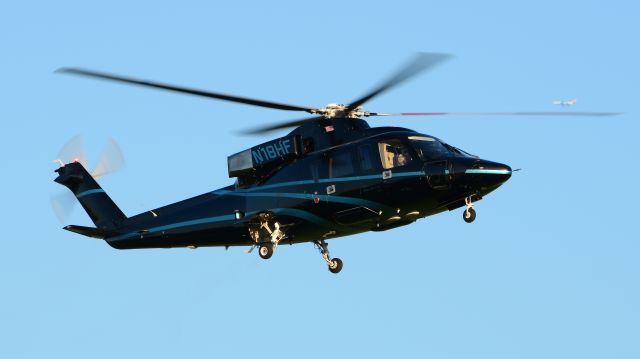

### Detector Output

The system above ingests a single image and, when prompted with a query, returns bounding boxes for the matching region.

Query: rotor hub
[310,103,368,119]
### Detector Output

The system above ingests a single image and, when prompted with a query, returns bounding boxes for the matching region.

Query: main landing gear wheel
[314,239,343,274]
[463,207,476,223]
[258,244,273,259]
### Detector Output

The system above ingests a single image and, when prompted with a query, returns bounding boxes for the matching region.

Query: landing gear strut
[463,196,476,223]
[249,213,285,260]
[314,239,343,274]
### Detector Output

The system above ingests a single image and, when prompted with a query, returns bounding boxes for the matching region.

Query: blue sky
[1,1,638,358]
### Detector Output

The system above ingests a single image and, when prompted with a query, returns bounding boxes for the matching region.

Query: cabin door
[424,160,451,190]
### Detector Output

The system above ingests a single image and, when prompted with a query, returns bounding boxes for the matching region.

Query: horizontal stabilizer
[63,225,118,239]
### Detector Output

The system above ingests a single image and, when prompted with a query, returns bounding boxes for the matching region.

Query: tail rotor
[91,138,125,179]
[51,136,125,223]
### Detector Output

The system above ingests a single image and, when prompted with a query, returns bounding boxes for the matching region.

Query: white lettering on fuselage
[252,139,292,165]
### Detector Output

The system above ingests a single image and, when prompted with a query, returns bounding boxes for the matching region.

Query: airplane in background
[552,98,577,106]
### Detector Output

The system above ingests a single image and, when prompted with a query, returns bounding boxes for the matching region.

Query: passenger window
[309,157,321,181]
[357,144,375,172]
[268,159,312,183]
[378,139,413,169]
[329,150,355,178]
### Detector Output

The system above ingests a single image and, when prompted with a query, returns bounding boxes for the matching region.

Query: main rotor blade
[346,53,452,113]
[242,116,326,135]
[56,67,317,112]
[369,111,622,117]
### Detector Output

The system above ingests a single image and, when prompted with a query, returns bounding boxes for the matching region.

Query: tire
[258,244,273,259]
[328,257,343,274]
[463,207,476,223]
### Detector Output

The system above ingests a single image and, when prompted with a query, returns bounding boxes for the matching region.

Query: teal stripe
[243,179,315,192]
[145,214,236,233]
[216,190,388,211]
[108,208,333,241]
[76,189,105,198]
[465,169,511,175]
[390,171,426,178]
[109,170,428,242]
[271,208,333,227]
[109,213,236,241]
[317,174,382,184]
[213,170,426,194]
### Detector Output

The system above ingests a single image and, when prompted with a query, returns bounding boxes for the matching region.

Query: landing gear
[463,207,476,223]
[463,196,476,223]
[258,243,273,259]
[328,257,343,274]
[249,212,286,260]
[314,239,343,274]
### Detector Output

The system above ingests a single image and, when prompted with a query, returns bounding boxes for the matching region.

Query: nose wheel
[314,239,343,274]
[463,207,476,223]
[463,196,476,223]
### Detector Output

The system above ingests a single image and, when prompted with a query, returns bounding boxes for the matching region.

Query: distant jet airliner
[552,98,577,106]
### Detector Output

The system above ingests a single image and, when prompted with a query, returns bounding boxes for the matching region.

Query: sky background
[1,1,638,358]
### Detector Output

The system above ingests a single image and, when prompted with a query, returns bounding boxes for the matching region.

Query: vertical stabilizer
[54,161,126,229]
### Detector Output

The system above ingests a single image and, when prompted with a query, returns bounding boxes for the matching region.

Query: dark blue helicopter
[54,54,615,273]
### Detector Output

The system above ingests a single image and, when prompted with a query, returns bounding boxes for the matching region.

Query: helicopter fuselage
[96,121,511,250]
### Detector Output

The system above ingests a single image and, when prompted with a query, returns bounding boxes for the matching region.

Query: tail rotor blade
[92,138,125,179]
[57,134,87,166]
[51,192,77,224]
[52,136,125,223]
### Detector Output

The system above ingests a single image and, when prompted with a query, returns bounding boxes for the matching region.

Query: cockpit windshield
[409,135,476,161]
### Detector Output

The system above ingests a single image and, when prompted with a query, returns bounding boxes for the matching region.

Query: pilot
[396,147,411,167]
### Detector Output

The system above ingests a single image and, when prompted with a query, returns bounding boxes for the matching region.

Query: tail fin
[54,161,126,229]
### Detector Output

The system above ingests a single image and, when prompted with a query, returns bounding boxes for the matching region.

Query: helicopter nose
[459,159,512,190]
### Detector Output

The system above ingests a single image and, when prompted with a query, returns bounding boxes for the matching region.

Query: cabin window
[267,159,312,183]
[357,144,376,172]
[378,139,413,169]
[310,157,321,181]
[329,150,355,178]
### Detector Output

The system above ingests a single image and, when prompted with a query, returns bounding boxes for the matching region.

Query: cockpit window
[409,136,452,161]
[409,135,477,160]
[378,139,413,169]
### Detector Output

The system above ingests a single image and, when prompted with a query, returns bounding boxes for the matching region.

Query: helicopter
[53,53,618,273]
